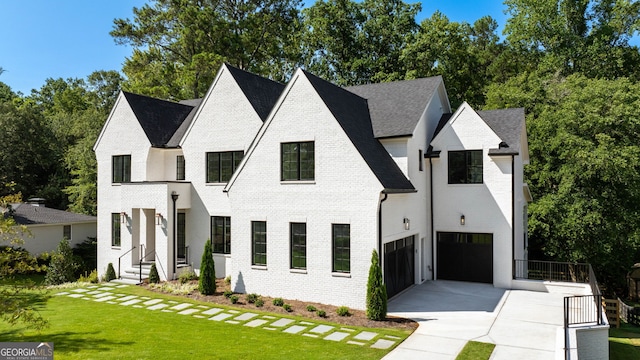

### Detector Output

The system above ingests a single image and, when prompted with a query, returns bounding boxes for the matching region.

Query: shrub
[230,295,239,304]
[336,306,350,317]
[366,249,387,321]
[273,297,284,306]
[179,269,197,284]
[224,275,231,285]
[246,293,259,304]
[255,299,264,307]
[72,237,97,278]
[0,246,41,275]
[104,262,116,282]
[78,269,98,283]
[317,310,327,318]
[149,263,160,284]
[283,304,292,312]
[306,305,317,312]
[45,238,80,285]
[223,290,233,298]
[198,239,216,295]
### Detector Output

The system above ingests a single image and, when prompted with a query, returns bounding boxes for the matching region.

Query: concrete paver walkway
[383,281,586,360]
[56,283,401,351]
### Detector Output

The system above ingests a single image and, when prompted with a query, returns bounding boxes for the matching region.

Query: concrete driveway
[383,281,577,359]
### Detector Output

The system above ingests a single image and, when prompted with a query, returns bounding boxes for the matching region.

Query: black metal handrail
[514,259,590,283]
[117,245,136,279]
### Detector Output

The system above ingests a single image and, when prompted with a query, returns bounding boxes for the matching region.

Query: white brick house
[94,64,529,309]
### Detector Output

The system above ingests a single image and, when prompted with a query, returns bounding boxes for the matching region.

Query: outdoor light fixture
[403,217,410,230]
[460,215,465,226]
[156,213,163,225]
[120,212,127,223]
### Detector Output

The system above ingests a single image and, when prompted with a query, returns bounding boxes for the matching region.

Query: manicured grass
[455,341,495,360]
[0,285,410,359]
[610,323,640,360]
[0,272,46,285]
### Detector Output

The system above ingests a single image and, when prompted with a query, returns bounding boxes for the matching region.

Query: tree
[366,249,387,320]
[199,239,216,295]
[485,73,640,293]
[44,238,79,285]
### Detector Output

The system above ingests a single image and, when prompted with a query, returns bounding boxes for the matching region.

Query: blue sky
[0,1,508,95]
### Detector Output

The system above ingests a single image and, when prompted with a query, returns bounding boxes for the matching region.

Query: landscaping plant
[149,263,160,284]
[104,262,116,282]
[366,249,387,320]
[198,239,216,295]
[45,238,79,285]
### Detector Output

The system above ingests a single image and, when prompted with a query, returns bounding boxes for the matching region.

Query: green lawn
[455,341,495,360]
[0,284,411,359]
[610,323,640,360]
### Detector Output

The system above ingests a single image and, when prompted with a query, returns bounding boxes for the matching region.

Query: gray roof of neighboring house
[10,204,96,225]
[345,76,443,138]
[304,70,415,192]
[123,92,196,148]
[225,64,285,121]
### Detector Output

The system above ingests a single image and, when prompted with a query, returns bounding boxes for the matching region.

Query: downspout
[511,155,515,280]
[378,193,388,263]
[429,157,435,281]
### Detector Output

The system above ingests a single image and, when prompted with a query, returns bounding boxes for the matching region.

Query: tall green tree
[111,0,303,100]
[366,249,387,320]
[199,239,216,295]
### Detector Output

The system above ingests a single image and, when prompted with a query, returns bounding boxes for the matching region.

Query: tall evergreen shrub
[44,238,79,285]
[199,239,216,295]
[149,263,160,283]
[104,262,116,282]
[366,249,387,320]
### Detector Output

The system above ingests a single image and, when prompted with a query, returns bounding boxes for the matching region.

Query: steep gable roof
[10,204,96,225]
[122,92,196,147]
[345,76,444,138]
[225,64,285,121]
[477,108,525,155]
[303,71,415,192]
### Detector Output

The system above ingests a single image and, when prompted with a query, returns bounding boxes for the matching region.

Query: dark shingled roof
[345,76,443,138]
[304,71,415,192]
[225,64,285,121]
[10,204,96,225]
[123,92,196,147]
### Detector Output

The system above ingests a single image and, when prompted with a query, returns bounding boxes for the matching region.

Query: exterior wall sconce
[460,215,465,226]
[156,213,163,225]
[403,217,410,230]
[120,212,127,223]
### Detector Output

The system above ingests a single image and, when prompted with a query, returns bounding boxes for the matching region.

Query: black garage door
[437,232,493,283]
[384,236,415,299]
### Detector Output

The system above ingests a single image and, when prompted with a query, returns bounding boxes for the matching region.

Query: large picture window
[290,223,307,269]
[207,151,243,183]
[211,216,231,254]
[252,221,267,266]
[332,224,350,273]
[281,142,314,181]
[448,150,483,184]
[111,213,121,247]
[112,155,131,183]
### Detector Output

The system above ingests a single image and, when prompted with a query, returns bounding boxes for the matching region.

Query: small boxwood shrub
[223,290,233,298]
[246,293,259,304]
[148,263,160,284]
[273,297,284,306]
[306,305,317,312]
[283,304,292,312]
[336,306,350,317]
[104,262,116,282]
[255,298,264,307]
[317,310,327,318]
[230,295,239,304]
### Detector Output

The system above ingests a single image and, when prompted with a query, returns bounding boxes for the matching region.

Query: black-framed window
[177,213,186,258]
[206,151,244,183]
[252,221,267,266]
[419,149,424,171]
[211,216,231,254]
[111,213,121,247]
[112,155,131,183]
[448,150,483,184]
[332,224,350,273]
[63,225,71,240]
[176,155,185,181]
[290,222,306,269]
[281,142,314,181]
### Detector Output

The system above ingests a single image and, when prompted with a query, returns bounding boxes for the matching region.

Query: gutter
[511,155,515,279]
[378,193,388,263]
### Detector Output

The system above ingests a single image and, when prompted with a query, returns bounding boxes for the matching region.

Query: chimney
[27,198,46,207]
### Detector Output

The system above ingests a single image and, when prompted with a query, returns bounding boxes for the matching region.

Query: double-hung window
[252,221,267,266]
[211,216,231,254]
[111,213,121,247]
[332,224,350,273]
[290,223,307,269]
[448,150,483,184]
[206,151,243,183]
[112,155,131,183]
[281,142,314,181]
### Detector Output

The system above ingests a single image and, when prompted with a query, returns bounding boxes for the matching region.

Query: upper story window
[448,150,483,184]
[176,155,185,180]
[281,142,314,181]
[112,155,131,183]
[207,151,243,183]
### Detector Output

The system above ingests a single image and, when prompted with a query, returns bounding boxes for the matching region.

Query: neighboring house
[7,200,97,255]
[94,63,530,309]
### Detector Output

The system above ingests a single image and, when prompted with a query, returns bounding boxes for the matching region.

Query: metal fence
[514,259,590,283]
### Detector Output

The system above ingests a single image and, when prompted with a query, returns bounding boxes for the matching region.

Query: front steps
[112,262,153,285]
